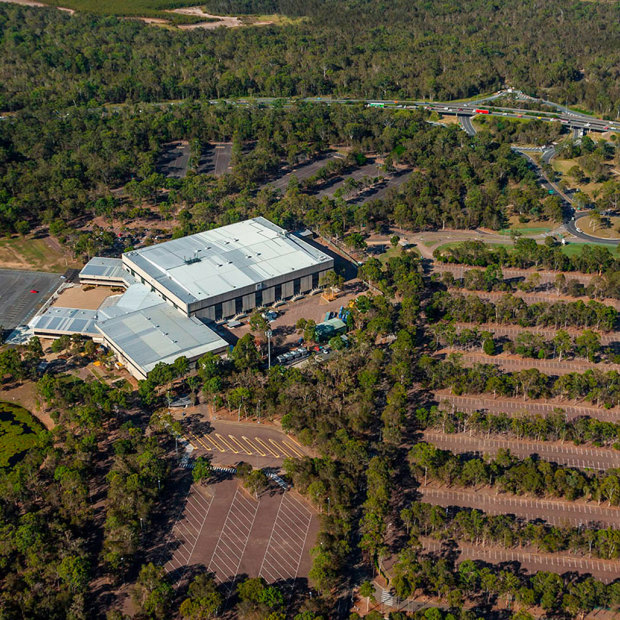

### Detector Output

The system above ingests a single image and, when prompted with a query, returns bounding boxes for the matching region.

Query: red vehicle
[474,108,490,114]
[30,289,38,293]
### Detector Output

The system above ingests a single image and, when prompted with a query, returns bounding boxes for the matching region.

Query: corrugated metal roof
[96,302,227,374]
[97,283,163,320]
[122,217,332,305]
[31,307,99,336]
[80,257,135,284]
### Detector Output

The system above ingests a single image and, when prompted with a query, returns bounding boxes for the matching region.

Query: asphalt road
[458,114,476,136]
[180,417,309,469]
[419,486,620,528]
[263,152,341,191]
[0,269,63,330]
[197,143,233,176]
[163,478,317,588]
[422,431,620,471]
[349,169,413,205]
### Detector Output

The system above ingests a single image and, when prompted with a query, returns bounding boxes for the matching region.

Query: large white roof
[122,217,332,305]
[96,302,228,375]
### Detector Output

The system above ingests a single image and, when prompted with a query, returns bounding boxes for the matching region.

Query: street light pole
[266,329,272,369]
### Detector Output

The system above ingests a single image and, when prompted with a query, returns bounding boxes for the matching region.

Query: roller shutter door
[281,281,294,298]
[300,275,312,292]
[261,287,275,304]
[222,299,236,317]
[242,293,256,311]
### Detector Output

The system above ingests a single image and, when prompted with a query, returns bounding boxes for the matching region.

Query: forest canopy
[0,0,618,113]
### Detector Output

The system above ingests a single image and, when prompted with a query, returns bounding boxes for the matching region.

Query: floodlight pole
[266,329,272,369]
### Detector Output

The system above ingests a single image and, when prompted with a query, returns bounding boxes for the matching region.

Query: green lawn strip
[0,403,46,468]
[498,227,551,235]
[560,242,619,257]
[435,241,514,253]
[435,239,618,258]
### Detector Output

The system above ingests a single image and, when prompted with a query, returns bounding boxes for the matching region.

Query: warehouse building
[122,217,333,320]
[32,218,333,379]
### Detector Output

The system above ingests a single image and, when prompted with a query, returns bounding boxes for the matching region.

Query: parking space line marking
[242,436,267,456]
[167,490,214,575]
[282,440,304,458]
[255,437,279,457]
[215,433,240,453]
[271,439,292,457]
[208,489,259,584]
[189,431,225,453]
[228,435,252,455]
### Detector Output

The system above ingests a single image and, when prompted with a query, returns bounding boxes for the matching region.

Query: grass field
[551,158,607,199]
[560,242,619,257]
[499,226,551,235]
[0,235,78,272]
[0,402,45,468]
[435,240,618,258]
[576,215,620,240]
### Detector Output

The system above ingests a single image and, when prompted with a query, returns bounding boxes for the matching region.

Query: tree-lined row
[429,323,615,364]
[434,239,620,277]
[428,291,617,332]
[401,501,620,560]
[409,443,620,505]
[2,0,619,112]
[391,547,618,615]
[421,356,620,407]
[438,265,620,302]
[414,406,620,449]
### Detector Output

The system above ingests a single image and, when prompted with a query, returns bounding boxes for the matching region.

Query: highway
[8,89,614,133]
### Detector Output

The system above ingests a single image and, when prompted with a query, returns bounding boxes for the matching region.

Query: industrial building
[122,217,333,320]
[31,218,334,380]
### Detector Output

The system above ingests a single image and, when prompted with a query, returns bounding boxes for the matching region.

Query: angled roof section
[31,307,99,336]
[80,257,135,285]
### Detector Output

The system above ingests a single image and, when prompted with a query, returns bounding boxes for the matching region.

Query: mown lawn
[0,402,46,468]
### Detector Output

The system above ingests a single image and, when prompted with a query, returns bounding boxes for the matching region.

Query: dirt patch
[52,285,117,310]
[167,6,274,29]
[0,0,74,13]
[0,382,54,429]
[0,235,78,272]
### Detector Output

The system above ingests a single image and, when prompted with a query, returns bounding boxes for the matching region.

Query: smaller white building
[96,302,227,380]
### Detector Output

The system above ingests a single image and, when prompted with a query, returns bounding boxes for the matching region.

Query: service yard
[0,269,62,330]
[163,477,318,590]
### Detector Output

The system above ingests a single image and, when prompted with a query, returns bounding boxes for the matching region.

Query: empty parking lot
[0,269,62,330]
[423,431,620,471]
[422,538,618,582]
[183,419,310,468]
[164,478,318,588]
[436,393,619,423]
[419,486,620,528]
